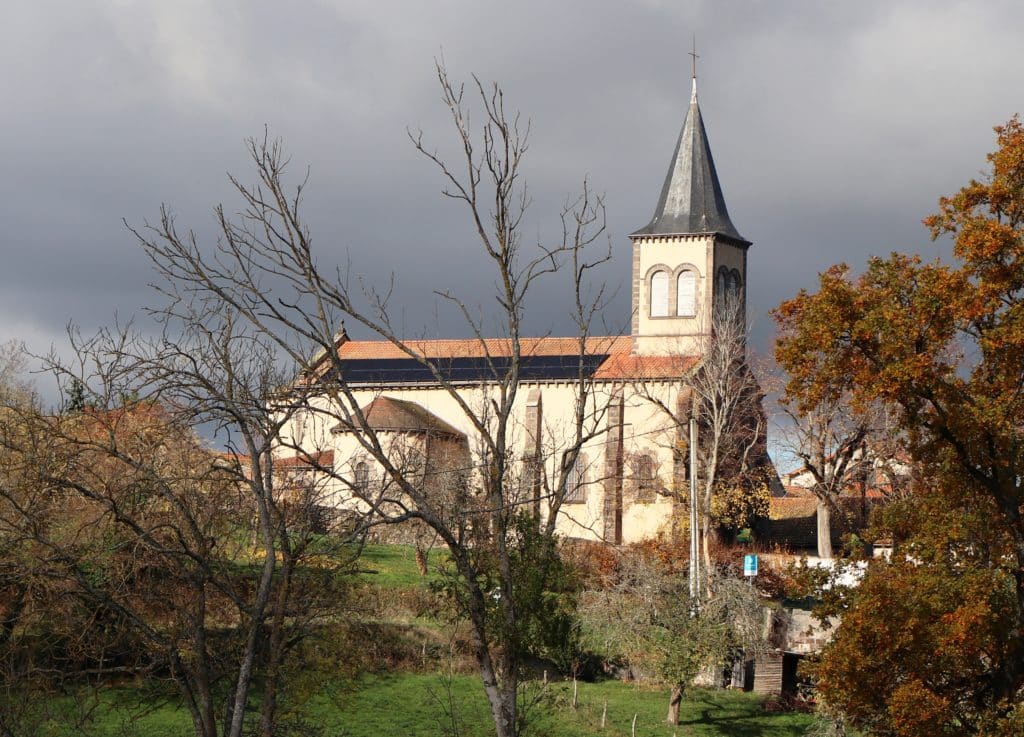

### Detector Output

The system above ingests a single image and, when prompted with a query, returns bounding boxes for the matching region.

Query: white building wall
[633,234,713,356]
[277,377,690,544]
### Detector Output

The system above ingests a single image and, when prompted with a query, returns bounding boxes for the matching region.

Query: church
[280,75,770,545]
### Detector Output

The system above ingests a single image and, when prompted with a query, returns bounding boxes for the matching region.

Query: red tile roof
[592,353,699,380]
[275,450,335,468]
[769,497,819,519]
[219,450,336,473]
[333,397,466,438]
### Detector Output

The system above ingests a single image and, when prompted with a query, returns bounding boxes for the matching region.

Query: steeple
[632,74,746,242]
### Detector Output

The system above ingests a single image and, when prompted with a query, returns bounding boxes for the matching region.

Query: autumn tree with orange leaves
[774,116,1024,736]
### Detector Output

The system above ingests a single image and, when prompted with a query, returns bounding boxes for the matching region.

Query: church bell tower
[630,72,751,356]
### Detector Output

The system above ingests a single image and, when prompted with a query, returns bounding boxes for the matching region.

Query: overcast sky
[3,0,1022,383]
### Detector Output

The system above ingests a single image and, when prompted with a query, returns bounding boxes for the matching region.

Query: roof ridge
[337,335,634,360]
[340,335,627,345]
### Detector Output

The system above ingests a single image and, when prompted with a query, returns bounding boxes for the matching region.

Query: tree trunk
[666,683,684,724]
[462,566,518,737]
[701,481,713,588]
[184,594,217,737]
[227,498,278,737]
[702,519,712,584]
[415,545,428,576]
[479,674,518,737]
[260,554,296,737]
[816,497,833,559]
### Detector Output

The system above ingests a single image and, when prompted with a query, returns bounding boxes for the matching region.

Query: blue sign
[743,554,758,577]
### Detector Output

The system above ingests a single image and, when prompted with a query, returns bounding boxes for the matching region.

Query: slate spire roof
[632,77,746,242]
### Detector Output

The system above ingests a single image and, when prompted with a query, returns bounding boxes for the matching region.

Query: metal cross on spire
[689,35,699,101]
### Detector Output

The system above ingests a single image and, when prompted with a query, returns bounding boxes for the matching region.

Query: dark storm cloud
[2,0,1021,367]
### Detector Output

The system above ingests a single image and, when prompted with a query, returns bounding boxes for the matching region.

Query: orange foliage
[775,116,1024,735]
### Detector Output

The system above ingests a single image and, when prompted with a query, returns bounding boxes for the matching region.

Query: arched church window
[729,269,742,294]
[636,454,656,502]
[676,270,696,316]
[650,271,669,317]
[564,452,587,503]
[354,461,369,495]
[716,267,729,300]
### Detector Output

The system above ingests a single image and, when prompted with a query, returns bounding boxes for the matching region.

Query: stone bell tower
[630,74,751,356]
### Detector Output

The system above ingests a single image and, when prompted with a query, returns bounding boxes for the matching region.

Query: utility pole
[688,417,700,609]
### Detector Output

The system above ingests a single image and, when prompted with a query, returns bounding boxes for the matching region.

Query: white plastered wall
[276,377,692,544]
[633,234,713,356]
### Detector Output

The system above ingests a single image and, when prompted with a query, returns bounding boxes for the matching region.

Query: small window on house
[716,267,729,300]
[353,461,369,495]
[650,271,669,317]
[293,414,308,444]
[676,270,696,316]
[564,453,587,503]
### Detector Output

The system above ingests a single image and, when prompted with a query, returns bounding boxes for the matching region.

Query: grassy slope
[30,545,819,736]
[324,675,817,737]
[359,543,437,589]
[43,675,815,737]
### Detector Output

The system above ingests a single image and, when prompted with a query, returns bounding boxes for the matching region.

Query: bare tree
[128,62,611,737]
[775,394,871,559]
[688,295,769,582]
[774,391,913,558]
[128,303,360,737]
[0,342,30,409]
[0,309,358,737]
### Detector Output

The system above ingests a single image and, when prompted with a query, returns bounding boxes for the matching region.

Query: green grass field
[358,543,445,589]
[16,545,822,736]
[315,675,818,737]
[32,675,817,737]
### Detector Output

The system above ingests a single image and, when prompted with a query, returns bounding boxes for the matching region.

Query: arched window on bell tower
[716,267,729,303]
[728,269,742,295]
[676,270,696,316]
[650,270,669,317]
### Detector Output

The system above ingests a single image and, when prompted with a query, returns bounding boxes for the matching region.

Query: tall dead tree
[0,307,357,737]
[687,294,767,579]
[130,62,611,737]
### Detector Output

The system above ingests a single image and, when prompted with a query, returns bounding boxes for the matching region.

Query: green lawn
[358,543,445,589]
[326,675,818,737]
[19,545,822,736]
[33,674,817,737]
